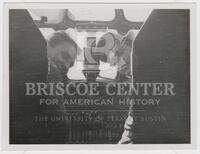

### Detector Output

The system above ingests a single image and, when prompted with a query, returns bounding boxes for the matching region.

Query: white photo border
[2,2,197,150]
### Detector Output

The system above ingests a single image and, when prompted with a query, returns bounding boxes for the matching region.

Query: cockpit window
[124,8,152,22]
[29,8,115,23]
[68,8,115,21]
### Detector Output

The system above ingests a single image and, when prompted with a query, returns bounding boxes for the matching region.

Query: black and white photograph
[1,2,197,150]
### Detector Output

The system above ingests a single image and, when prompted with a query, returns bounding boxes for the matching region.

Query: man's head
[97,32,133,67]
[47,31,78,74]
